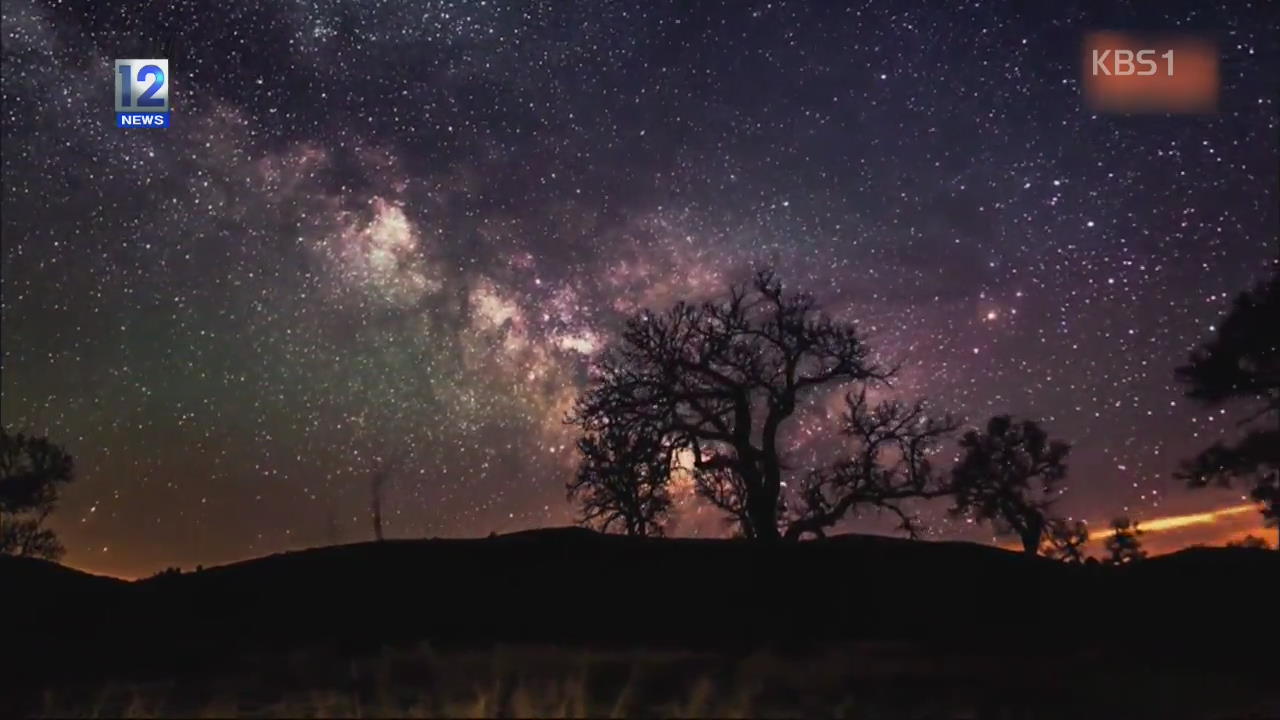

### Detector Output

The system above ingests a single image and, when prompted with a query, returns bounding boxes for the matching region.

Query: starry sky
[2,0,1276,577]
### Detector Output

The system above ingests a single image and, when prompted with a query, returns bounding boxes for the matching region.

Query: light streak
[1086,503,1258,540]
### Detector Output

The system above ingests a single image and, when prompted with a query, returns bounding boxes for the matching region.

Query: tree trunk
[746,490,781,541]
[1020,522,1042,556]
[751,427,785,542]
[750,507,780,541]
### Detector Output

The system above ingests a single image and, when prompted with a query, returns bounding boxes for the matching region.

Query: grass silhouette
[32,641,1278,718]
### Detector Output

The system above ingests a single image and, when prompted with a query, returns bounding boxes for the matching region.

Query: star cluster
[1,0,1276,575]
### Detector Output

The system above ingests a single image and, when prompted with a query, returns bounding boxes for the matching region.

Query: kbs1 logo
[1091,49,1174,77]
[114,59,170,128]
[1081,33,1217,114]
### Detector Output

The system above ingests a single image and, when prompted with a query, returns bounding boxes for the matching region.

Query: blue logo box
[117,112,169,128]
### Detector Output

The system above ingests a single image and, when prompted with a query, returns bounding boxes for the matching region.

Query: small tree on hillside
[568,422,672,537]
[0,428,75,560]
[1103,517,1147,565]
[1042,518,1090,563]
[949,415,1071,556]
[1175,269,1279,547]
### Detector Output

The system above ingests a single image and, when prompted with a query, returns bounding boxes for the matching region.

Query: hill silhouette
[4,529,1277,714]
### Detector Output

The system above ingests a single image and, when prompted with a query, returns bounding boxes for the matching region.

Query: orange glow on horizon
[59,503,1269,580]
[994,502,1269,555]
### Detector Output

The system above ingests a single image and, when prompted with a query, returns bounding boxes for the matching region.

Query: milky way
[2,0,1276,576]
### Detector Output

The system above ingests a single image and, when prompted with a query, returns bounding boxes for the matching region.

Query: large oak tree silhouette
[569,269,954,540]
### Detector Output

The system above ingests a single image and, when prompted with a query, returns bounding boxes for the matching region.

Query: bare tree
[568,422,672,537]
[785,390,958,540]
[569,269,892,540]
[949,416,1071,556]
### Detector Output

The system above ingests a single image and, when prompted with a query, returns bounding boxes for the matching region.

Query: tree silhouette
[1042,518,1090,563]
[567,422,672,536]
[785,390,957,540]
[1226,534,1271,550]
[1175,269,1279,547]
[0,428,75,560]
[569,269,891,540]
[1103,517,1146,565]
[948,416,1071,555]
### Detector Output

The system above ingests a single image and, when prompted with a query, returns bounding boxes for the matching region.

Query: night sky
[2,1,1276,577]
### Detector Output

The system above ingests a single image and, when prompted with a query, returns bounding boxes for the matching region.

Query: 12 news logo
[114,59,169,128]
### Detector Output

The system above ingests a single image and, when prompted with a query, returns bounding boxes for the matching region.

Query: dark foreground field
[5,529,1278,718]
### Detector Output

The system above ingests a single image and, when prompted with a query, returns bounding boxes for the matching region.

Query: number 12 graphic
[118,64,166,107]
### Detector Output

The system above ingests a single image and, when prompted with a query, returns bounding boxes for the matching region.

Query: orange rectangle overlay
[1082,32,1217,113]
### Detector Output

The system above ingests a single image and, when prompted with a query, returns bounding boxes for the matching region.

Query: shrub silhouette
[1226,535,1271,550]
